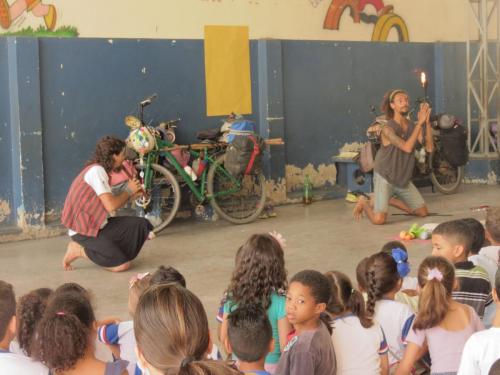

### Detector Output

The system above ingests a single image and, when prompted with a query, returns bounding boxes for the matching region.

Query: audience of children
[396,256,484,375]
[1,209,500,375]
[432,220,493,318]
[325,270,389,375]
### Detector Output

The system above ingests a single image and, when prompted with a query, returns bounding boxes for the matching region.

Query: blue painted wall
[282,41,436,168]
[0,38,14,226]
[0,37,496,234]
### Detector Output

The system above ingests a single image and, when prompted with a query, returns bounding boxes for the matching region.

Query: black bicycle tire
[136,163,181,233]
[207,155,266,224]
[429,151,464,194]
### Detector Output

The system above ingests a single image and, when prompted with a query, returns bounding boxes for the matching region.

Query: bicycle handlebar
[140,94,158,107]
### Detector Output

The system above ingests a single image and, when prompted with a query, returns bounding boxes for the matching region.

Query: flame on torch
[420,72,427,87]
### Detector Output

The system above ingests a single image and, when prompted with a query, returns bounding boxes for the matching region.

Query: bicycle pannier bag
[225,134,265,176]
[440,125,468,167]
[358,142,377,173]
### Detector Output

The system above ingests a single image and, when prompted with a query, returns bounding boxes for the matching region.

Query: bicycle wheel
[207,155,266,224]
[429,149,464,194]
[134,163,181,233]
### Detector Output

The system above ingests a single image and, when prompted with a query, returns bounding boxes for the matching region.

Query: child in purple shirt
[396,256,484,375]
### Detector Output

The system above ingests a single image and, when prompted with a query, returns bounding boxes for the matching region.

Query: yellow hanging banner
[204,25,252,116]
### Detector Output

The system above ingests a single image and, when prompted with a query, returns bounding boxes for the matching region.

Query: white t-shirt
[68,165,111,236]
[469,254,498,285]
[331,314,388,375]
[0,351,49,374]
[457,327,500,375]
[373,299,415,365]
[479,245,499,266]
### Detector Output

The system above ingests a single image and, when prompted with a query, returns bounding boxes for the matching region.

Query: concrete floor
[1,184,498,345]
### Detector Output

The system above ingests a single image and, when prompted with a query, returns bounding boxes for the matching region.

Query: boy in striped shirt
[432,220,492,319]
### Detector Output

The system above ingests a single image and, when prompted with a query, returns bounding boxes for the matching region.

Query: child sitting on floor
[380,242,419,313]
[325,270,389,375]
[32,289,128,375]
[432,220,493,319]
[226,304,274,375]
[275,270,336,375]
[365,252,415,369]
[134,283,240,375]
[458,268,500,374]
[98,265,187,375]
[0,281,48,374]
[221,234,291,373]
[396,256,484,375]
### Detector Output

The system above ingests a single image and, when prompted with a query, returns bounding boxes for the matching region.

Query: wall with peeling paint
[38,38,261,215]
[0,38,15,227]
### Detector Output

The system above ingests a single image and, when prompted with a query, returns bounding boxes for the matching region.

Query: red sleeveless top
[61,164,108,237]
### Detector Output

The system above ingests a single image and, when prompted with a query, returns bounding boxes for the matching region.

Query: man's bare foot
[353,196,367,221]
[62,241,85,271]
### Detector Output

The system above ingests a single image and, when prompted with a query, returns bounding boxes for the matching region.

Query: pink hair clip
[427,268,443,282]
[56,311,65,316]
[269,231,286,250]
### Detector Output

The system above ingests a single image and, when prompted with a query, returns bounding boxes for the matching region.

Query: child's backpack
[439,124,468,167]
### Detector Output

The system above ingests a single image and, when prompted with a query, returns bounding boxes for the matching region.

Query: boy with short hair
[458,269,500,374]
[226,304,274,375]
[432,220,492,318]
[0,280,48,374]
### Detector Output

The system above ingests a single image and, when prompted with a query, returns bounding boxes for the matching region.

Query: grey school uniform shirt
[275,323,336,375]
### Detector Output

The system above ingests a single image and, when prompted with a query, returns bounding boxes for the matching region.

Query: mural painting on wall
[324,0,409,41]
[0,0,77,37]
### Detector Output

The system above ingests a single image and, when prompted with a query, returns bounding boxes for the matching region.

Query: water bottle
[303,175,312,205]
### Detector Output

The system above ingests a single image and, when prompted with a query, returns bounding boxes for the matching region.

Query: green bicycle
[123,95,266,233]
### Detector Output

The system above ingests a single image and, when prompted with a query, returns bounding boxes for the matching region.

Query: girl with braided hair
[365,252,415,369]
[220,233,291,373]
[325,271,389,375]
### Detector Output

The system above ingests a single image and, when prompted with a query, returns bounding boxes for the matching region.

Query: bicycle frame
[139,137,242,204]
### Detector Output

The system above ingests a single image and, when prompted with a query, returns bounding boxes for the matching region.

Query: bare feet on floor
[353,196,368,221]
[62,241,86,271]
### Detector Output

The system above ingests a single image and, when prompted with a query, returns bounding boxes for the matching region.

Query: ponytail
[17,291,52,356]
[31,291,95,372]
[413,256,455,330]
[178,360,241,375]
[325,271,373,329]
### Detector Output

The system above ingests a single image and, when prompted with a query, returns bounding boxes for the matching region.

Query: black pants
[72,216,153,267]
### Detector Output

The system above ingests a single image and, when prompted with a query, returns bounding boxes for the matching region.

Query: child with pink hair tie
[396,256,485,375]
